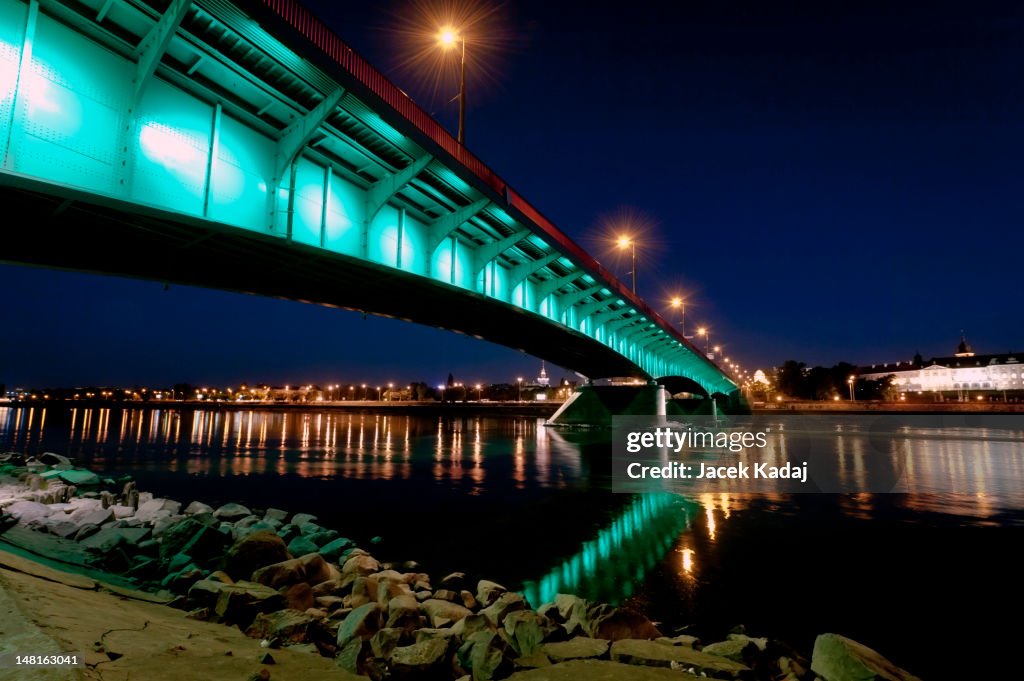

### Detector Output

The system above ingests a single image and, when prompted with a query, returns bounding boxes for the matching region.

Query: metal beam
[506,252,561,292]
[558,283,603,309]
[365,154,433,225]
[591,305,631,326]
[133,0,192,105]
[535,270,587,301]
[606,316,640,335]
[576,296,620,319]
[427,198,490,253]
[470,227,530,281]
[273,87,346,184]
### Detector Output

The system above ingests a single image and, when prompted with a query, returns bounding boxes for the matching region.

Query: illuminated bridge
[0,0,737,397]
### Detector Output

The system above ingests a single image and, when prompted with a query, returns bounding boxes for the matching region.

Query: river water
[3,404,1023,680]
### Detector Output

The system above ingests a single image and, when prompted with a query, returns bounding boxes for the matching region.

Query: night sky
[3,0,1023,388]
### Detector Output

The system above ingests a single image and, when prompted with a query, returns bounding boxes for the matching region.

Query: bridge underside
[0,0,738,395]
[1,177,643,379]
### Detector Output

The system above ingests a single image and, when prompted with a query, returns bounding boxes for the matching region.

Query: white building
[858,337,1024,400]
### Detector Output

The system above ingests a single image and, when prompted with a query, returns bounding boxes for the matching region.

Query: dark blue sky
[3,0,1023,388]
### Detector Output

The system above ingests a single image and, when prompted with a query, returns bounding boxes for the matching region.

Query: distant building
[534,361,551,388]
[858,335,1024,401]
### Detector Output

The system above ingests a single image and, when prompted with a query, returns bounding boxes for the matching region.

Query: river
[3,404,1023,680]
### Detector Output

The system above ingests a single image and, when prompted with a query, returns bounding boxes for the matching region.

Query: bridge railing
[256,0,714,368]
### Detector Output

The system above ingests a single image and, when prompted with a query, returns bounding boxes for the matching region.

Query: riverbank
[756,400,1024,414]
[0,454,924,680]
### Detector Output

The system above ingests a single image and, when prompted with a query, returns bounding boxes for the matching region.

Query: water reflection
[522,493,696,607]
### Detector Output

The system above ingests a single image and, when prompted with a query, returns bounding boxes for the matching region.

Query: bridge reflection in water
[522,492,696,608]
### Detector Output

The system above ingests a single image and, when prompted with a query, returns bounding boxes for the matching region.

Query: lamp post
[475,383,483,401]
[361,383,367,400]
[438,27,467,145]
[517,377,523,402]
[376,385,382,401]
[697,327,709,356]
[848,376,855,401]
[388,382,394,401]
[617,235,636,294]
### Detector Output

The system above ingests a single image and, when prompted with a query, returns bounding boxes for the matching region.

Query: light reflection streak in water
[522,493,695,608]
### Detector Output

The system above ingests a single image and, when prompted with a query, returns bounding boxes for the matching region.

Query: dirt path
[0,549,358,681]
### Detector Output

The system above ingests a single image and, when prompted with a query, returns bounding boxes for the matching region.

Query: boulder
[439,572,467,590]
[654,635,699,648]
[336,602,384,649]
[504,610,556,656]
[135,498,181,522]
[159,518,229,563]
[286,535,319,557]
[481,592,527,627]
[263,508,289,523]
[702,638,759,663]
[184,501,214,515]
[372,627,404,659]
[318,536,356,562]
[245,609,315,644]
[80,526,150,552]
[811,633,923,681]
[225,530,291,580]
[68,507,114,527]
[609,639,749,677]
[542,637,609,662]
[390,638,450,678]
[285,582,315,611]
[110,504,135,519]
[476,580,507,608]
[342,553,380,577]
[5,500,52,523]
[57,469,101,486]
[422,599,472,628]
[457,631,511,681]
[252,553,332,589]
[291,512,317,527]
[386,594,423,630]
[187,579,285,626]
[587,605,661,641]
[213,502,251,522]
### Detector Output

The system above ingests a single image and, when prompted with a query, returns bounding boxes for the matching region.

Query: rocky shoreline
[0,452,922,680]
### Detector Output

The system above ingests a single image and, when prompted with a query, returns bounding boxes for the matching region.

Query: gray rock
[291,512,317,527]
[504,610,556,657]
[476,579,507,608]
[80,526,150,551]
[811,633,923,681]
[213,502,251,521]
[654,635,699,648]
[251,553,332,589]
[390,638,449,676]
[135,498,181,522]
[263,508,289,523]
[609,639,749,676]
[702,638,759,662]
[245,610,315,644]
[159,517,230,563]
[422,598,472,627]
[5,500,52,523]
[336,602,384,649]
[184,501,214,515]
[371,627,403,659]
[481,592,527,627]
[187,579,286,625]
[386,594,423,630]
[542,637,609,662]
[69,507,114,527]
[457,631,511,681]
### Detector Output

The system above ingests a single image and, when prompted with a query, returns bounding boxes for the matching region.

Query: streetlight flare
[438,26,459,47]
[616,235,633,249]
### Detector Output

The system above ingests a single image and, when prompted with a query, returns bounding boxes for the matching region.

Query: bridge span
[0,0,737,397]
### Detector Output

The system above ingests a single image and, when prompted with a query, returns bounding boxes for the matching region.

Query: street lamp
[438,26,467,145]
[517,377,523,402]
[388,382,394,401]
[617,235,636,294]
[847,375,855,401]
[376,385,382,401]
[475,383,483,401]
[697,327,709,355]
[669,296,686,336]
[361,383,367,400]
